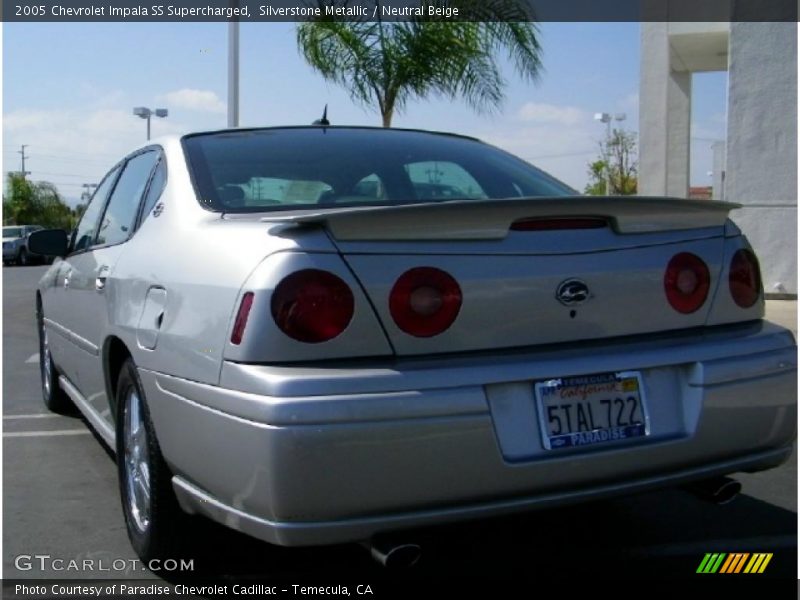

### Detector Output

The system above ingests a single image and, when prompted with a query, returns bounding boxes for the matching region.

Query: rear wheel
[37,304,72,413]
[116,358,186,562]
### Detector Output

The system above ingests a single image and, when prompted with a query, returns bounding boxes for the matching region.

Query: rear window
[3,227,23,237]
[182,127,574,212]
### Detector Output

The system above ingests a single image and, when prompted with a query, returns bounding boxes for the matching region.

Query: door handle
[95,266,110,291]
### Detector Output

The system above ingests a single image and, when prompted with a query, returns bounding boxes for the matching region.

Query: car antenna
[312,105,330,127]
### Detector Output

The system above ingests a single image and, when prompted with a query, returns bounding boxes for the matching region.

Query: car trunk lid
[262,197,739,356]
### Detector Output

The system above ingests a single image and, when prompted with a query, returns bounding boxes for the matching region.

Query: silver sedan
[30,126,796,564]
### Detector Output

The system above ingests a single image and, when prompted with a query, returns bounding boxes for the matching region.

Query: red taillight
[510,217,608,231]
[389,267,462,337]
[664,253,710,314]
[231,292,254,345]
[729,249,761,308]
[271,270,354,343]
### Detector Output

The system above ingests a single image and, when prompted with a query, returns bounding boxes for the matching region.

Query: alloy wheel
[123,389,152,534]
[40,324,52,397]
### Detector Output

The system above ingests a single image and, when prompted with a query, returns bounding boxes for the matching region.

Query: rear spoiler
[258,196,741,241]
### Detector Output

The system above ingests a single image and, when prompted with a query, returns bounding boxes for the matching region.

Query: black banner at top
[3,0,798,22]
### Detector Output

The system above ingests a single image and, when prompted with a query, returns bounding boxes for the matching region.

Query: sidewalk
[765,299,797,335]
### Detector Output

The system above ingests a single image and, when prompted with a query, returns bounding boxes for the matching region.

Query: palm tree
[297,1,543,127]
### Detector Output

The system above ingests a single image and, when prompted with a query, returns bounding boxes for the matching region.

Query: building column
[639,23,692,198]
[724,22,797,294]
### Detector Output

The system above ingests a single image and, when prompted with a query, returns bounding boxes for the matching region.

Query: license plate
[535,371,649,450]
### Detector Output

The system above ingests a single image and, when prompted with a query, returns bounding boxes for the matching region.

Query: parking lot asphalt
[2,265,797,584]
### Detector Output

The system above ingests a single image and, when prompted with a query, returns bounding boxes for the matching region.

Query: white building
[639,20,797,295]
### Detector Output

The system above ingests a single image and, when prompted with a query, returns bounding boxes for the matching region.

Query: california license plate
[535,371,649,450]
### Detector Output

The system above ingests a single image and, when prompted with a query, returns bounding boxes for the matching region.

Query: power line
[523,149,597,161]
[29,154,112,165]
[3,147,119,159]
[28,171,97,178]
[2,150,116,163]
[37,151,116,159]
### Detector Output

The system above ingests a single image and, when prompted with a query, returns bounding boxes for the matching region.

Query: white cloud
[691,121,726,142]
[4,86,231,205]
[517,102,587,126]
[463,102,606,190]
[481,122,599,190]
[161,88,226,114]
[2,107,188,204]
[621,91,639,112]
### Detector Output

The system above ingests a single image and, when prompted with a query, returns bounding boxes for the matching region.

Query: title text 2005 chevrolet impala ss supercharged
[30,127,796,563]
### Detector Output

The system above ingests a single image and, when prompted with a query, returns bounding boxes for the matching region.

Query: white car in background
[3,225,43,266]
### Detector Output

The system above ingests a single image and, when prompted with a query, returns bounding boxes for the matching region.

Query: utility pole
[81,183,98,202]
[18,145,31,179]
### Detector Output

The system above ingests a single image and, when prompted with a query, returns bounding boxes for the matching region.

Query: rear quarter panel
[102,138,337,385]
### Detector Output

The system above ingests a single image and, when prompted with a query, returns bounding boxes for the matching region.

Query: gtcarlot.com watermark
[14,554,194,574]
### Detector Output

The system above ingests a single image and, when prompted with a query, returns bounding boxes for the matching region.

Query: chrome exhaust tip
[362,539,422,569]
[685,476,742,505]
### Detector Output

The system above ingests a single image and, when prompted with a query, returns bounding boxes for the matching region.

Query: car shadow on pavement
[155,487,797,582]
[67,408,796,581]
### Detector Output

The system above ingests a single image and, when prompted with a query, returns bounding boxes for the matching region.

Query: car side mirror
[28,229,69,258]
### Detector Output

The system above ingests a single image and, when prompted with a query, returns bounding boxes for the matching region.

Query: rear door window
[139,158,167,224]
[72,166,121,253]
[96,151,159,247]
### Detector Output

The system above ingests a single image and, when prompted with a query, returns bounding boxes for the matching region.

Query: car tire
[18,248,29,266]
[37,304,72,413]
[116,358,186,563]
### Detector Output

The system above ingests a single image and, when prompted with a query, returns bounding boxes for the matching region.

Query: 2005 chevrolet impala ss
[30,126,796,563]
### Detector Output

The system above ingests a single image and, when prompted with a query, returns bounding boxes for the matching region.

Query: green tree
[584,129,638,195]
[73,203,87,221]
[297,1,543,127]
[584,159,608,195]
[3,173,77,230]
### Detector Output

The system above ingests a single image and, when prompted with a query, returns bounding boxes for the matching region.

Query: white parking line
[4,430,91,438]
[25,353,39,364]
[3,413,63,420]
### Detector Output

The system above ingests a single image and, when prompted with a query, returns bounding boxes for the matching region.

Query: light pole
[227,0,241,128]
[228,21,240,127]
[133,107,169,141]
[594,112,626,195]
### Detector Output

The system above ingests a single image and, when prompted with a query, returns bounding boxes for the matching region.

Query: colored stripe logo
[697,553,773,574]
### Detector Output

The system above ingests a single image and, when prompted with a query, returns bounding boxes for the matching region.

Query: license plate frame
[534,371,650,451]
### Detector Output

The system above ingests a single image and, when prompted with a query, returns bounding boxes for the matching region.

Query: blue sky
[3,22,727,205]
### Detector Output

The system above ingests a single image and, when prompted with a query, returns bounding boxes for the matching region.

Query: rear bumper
[140,321,797,546]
